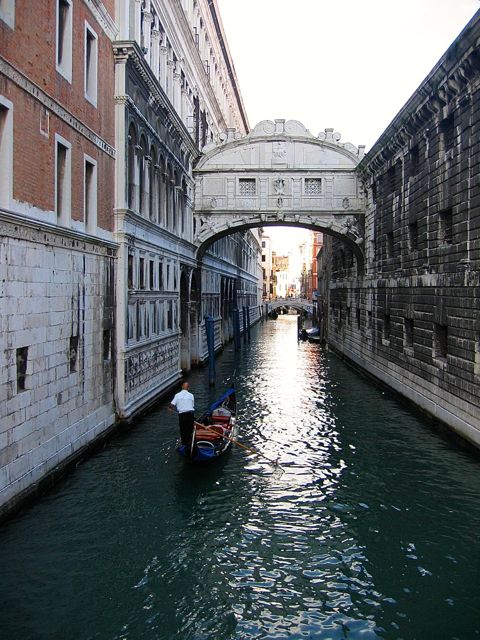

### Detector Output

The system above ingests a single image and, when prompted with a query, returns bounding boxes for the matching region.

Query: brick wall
[0,0,115,231]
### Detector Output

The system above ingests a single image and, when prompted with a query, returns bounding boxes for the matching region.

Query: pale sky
[216,0,479,253]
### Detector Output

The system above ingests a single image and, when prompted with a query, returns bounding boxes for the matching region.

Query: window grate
[239,178,256,196]
[304,178,322,195]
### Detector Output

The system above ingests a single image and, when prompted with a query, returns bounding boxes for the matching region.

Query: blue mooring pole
[205,315,216,386]
[242,306,248,344]
[233,307,241,351]
[246,306,251,342]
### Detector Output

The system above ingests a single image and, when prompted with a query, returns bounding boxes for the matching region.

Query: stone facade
[113,0,262,420]
[326,12,480,447]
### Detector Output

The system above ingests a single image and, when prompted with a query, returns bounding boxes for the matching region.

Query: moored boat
[178,387,237,462]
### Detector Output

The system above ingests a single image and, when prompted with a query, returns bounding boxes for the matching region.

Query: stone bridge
[268,298,314,314]
[193,119,366,263]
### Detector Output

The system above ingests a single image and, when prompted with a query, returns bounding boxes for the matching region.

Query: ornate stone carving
[125,339,179,395]
[342,217,362,241]
[273,178,285,195]
[284,120,309,136]
[251,120,275,136]
[272,141,286,163]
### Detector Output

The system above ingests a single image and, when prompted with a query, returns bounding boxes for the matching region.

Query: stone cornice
[115,208,197,255]
[0,208,118,253]
[196,121,364,171]
[0,55,116,158]
[113,40,199,159]
[359,11,480,177]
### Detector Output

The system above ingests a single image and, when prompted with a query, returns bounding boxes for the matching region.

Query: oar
[195,423,283,469]
[189,421,196,459]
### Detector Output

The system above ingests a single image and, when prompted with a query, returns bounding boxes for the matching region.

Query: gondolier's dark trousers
[178,411,195,446]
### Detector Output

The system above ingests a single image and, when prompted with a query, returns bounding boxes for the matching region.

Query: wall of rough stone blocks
[325,14,480,447]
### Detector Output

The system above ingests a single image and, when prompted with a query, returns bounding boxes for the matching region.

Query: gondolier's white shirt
[171,390,195,414]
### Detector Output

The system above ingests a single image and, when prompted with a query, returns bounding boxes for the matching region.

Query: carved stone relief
[272,142,287,164]
[125,340,179,396]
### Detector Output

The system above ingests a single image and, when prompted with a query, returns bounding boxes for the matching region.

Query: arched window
[158,155,165,226]
[172,170,179,233]
[165,162,172,229]
[149,146,157,221]
[127,123,137,210]
[139,135,148,216]
[181,177,187,236]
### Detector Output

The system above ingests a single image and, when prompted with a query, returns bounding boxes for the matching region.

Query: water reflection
[1,316,480,639]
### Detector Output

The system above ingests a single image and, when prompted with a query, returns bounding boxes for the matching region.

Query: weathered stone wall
[327,12,480,447]
[0,218,116,509]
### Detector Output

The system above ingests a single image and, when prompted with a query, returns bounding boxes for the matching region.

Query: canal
[1,316,480,640]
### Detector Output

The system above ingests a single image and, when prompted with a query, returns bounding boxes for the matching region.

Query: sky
[215,0,479,253]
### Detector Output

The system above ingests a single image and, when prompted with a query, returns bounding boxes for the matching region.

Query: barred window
[408,222,418,251]
[383,314,391,342]
[434,323,448,361]
[69,335,78,372]
[16,346,28,392]
[304,178,322,195]
[239,178,256,196]
[404,318,414,349]
[439,208,453,245]
[440,114,455,152]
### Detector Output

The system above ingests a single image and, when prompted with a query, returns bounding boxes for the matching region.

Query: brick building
[0,0,117,509]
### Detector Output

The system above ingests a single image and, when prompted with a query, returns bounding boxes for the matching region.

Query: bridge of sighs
[192,119,367,261]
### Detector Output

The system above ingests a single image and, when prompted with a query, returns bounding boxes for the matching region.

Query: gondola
[178,387,237,462]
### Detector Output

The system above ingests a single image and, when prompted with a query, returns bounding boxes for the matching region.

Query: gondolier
[169,382,195,449]
[178,387,237,463]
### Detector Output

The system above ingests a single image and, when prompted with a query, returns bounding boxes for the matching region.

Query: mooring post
[246,306,251,342]
[233,307,241,351]
[205,314,216,385]
[242,306,248,344]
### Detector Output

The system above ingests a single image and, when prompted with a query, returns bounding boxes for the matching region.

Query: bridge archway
[193,119,366,265]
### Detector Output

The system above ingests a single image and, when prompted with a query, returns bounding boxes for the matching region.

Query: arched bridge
[268,298,314,314]
[193,119,366,263]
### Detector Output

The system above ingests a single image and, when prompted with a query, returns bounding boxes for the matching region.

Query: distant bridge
[267,298,314,314]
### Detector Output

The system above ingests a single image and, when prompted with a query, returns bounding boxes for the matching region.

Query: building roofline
[359,9,480,172]
[207,0,250,134]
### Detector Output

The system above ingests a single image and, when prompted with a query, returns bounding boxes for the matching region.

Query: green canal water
[1,316,480,640]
